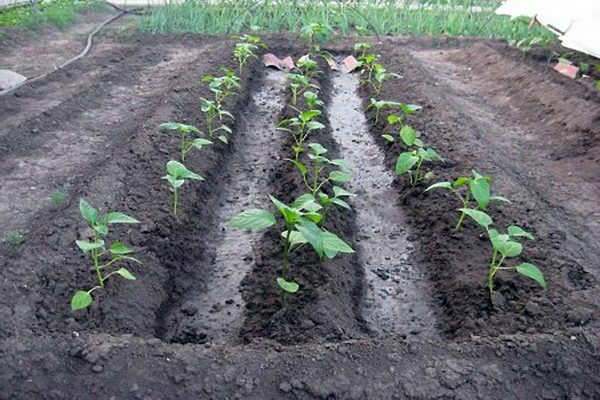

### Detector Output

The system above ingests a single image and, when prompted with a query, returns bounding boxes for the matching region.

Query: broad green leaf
[270,196,303,224]
[469,178,491,209]
[333,186,355,197]
[322,231,354,257]
[400,103,422,115]
[459,208,493,229]
[292,194,322,212]
[387,114,401,125]
[515,263,546,288]
[425,182,452,192]
[453,177,470,187]
[277,277,299,293]
[329,171,351,183]
[329,159,350,171]
[395,152,419,175]
[508,225,534,240]
[230,209,276,229]
[400,126,417,146]
[295,219,324,257]
[218,135,229,144]
[424,148,443,161]
[330,197,351,210]
[166,160,204,181]
[79,199,98,225]
[288,159,308,176]
[119,255,142,264]
[490,195,511,204]
[281,230,308,247]
[93,223,109,236]
[382,134,395,142]
[307,121,325,131]
[106,212,139,225]
[160,122,199,133]
[489,231,522,258]
[109,242,134,255]
[76,239,105,253]
[217,125,233,134]
[191,138,213,149]
[301,110,321,121]
[165,175,185,189]
[71,291,92,311]
[308,143,327,155]
[115,267,136,280]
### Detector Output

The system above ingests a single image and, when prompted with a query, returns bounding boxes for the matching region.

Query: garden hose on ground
[0,2,146,97]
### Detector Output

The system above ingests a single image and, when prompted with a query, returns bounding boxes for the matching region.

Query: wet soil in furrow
[328,71,438,338]
[158,70,288,345]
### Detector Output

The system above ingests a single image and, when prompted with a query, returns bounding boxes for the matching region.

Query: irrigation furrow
[160,69,288,344]
[327,72,438,338]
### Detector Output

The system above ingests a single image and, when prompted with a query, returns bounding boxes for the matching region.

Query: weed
[460,208,546,297]
[3,230,26,248]
[426,170,511,231]
[162,160,204,217]
[50,183,70,208]
[160,122,212,162]
[71,199,140,311]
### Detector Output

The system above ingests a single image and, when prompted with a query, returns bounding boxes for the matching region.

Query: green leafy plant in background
[425,170,511,231]
[288,73,320,106]
[160,122,212,162]
[459,208,546,297]
[162,160,204,217]
[230,194,353,299]
[394,126,443,186]
[71,199,140,311]
[278,109,325,160]
[354,42,372,59]
[300,22,333,55]
[368,98,421,124]
[200,97,234,143]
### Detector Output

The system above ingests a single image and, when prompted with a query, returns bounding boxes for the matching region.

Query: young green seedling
[162,160,204,217]
[230,194,353,300]
[354,42,372,59]
[357,53,378,87]
[201,68,241,107]
[160,122,213,162]
[296,54,320,79]
[71,199,140,311]
[425,170,511,231]
[304,91,324,109]
[278,109,325,160]
[290,142,354,226]
[288,73,320,106]
[394,126,443,186]
[200,97,234,143]
[234,43,259,75]
[460,208,547,297]
[368,99,421,124]
[371,63,399,95]
[300,22,333,55]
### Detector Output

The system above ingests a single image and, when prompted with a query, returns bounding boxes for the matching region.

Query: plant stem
[281,222,293,306]
[454,192,471,231]
[180,132,186,161]
[412,158,423,187]
[173,188,178,217]
[93,231,103,288]
[488,249,497,296]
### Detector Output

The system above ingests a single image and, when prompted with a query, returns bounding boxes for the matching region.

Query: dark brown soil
[0,33,599,399]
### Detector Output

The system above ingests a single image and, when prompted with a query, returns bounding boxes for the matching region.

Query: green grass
[138,0,555,43]
[0,0,102,29]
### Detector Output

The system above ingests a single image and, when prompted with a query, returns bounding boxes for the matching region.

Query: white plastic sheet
[496,0,600,58]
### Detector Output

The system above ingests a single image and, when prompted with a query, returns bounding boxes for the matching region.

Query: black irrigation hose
[0,2,145,97]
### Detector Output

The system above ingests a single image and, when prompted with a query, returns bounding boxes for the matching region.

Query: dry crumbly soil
[0,31,599,399]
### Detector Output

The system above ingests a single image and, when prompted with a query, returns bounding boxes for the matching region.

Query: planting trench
[0,34,599,399]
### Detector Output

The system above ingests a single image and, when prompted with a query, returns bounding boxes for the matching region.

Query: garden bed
[0,34,599,399]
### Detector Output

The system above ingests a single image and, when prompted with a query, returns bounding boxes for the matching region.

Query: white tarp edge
[496,0,600,59]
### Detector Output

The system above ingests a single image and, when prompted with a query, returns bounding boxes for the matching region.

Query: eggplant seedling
[160,122,212,162]
[425,170,511,231]
[200,97,234,143]
[304,91,324,109]
[394,126,443,186]
[368,98,421,124]
[201,68,241,107]
[354,42,372,59]
[278,109,325,160]
[163,160,204,217]
[300,22,333,55]
[233,43,259,75]
[372,63,399,95]
[460,208,547,297]
[296,54,320,79]
[71,199,140,311]
[230,195,353,298]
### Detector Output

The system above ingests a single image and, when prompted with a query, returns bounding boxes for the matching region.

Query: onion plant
[163,160,203,217]
[425,171,511,231]
[459,208,547,297]
[159,122,212,162]
[230,194,353,299]
[71,199,140,311]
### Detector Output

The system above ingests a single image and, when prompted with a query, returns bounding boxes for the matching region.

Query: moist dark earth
[0,32,599,399]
